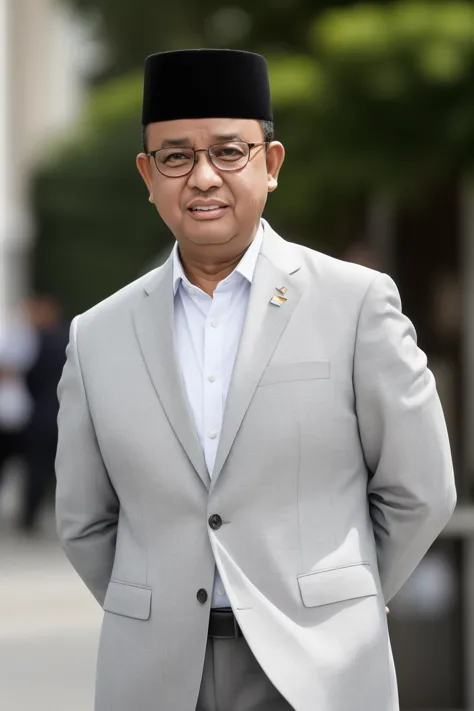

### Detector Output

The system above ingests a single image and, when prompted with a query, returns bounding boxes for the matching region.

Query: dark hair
[261,120,275,144]
[141,120,275,153]
[141,125,148,153]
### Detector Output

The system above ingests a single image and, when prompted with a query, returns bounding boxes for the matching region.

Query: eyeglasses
[147,141,267,178]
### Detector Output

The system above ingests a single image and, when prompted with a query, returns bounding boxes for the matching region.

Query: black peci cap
[142,49,273,125]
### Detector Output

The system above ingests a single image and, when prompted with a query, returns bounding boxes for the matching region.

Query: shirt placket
[202,285,231,476]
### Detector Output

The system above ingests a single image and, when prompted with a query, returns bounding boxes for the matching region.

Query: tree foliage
[32,73,164,316]
[34,1,474,315]
[62,0,370,78]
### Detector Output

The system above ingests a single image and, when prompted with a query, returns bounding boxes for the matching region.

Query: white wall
[0,0,9,335]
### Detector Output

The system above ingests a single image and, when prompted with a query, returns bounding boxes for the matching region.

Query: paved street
[0,472,102,710]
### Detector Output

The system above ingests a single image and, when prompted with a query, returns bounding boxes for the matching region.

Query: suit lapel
[210,224,304,489]
[132,258,210,490]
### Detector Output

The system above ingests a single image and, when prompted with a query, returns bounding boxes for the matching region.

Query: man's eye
[163,152,192,163]
[215,147,244,160]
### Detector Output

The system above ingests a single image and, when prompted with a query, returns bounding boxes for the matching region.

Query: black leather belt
[208,608,242,639]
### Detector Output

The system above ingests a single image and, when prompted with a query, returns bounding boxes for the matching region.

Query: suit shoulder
[75,265,165,331]
[290,240,381,293]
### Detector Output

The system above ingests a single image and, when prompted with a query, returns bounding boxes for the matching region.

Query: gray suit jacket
[55,221,456,711]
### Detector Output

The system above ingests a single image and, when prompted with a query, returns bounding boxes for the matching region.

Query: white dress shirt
[172,222,264,608]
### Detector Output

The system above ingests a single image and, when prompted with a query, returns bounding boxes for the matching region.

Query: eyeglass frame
[146,141,269,178]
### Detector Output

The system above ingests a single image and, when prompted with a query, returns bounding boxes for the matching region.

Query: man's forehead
[147,117,261,143]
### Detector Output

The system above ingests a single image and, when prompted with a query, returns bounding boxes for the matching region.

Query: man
[55,49,456,711]
[0,311,35,521]
[0,365,30,500]
[22,295,69,531]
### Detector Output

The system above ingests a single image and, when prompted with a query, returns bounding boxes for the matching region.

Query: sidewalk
[0,474,102,710]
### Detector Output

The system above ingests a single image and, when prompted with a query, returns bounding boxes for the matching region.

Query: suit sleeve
[354,273,456,602]
[55,317,119,605]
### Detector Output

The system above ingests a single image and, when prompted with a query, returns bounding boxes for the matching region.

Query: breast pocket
[259,360,330,387]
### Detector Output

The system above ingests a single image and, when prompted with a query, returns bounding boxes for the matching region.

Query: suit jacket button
[208,514,223,530]
[197,588,208,604]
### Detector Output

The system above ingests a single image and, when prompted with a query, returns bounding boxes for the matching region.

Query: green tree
[62,0,379,78]
[34,1,474,315]
[32,74,167,317]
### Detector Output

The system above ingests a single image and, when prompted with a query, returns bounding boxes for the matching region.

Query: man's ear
[266,142,285,193]
[136,153,154,200]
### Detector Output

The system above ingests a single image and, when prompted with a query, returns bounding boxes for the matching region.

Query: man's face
[136,118,285,248]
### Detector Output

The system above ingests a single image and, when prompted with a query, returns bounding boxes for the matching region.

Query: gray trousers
[196,635,293,711]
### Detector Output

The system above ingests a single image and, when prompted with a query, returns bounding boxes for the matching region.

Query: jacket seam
[352,272,382,385]
[109,578,152,591]
[296,420,305,573]
[73,317,108,470]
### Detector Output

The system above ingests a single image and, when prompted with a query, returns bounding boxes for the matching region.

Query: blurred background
[0,0,473,708]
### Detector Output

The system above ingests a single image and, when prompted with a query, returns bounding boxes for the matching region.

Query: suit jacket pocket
[103,580,152,620]
[259,360,330,387]
[297,562,377,608]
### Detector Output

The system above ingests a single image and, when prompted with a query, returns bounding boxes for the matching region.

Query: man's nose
[187,152,223,190]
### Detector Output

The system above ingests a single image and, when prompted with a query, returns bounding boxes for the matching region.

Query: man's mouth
[187,204,229,219]
[189,205,226,212]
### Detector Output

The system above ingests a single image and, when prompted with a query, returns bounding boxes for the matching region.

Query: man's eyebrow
[160,138,191,148]
[160,134,244,148]
[212,134,243,142]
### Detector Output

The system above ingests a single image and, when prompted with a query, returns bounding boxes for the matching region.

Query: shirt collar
[172,221,264,295]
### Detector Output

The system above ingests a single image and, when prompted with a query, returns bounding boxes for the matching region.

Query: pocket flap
[297,563,377,608]
[103,580,152,620]
[259,360,330,387]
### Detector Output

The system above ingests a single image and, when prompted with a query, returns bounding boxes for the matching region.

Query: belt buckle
[209,609,242,640]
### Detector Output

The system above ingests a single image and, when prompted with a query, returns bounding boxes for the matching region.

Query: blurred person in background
[0,367,31,502]
[55,50,456,711]
[0,309,36,517]
[20,294,69,533]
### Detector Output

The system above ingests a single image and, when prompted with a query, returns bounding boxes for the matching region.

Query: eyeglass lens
[154,142,251,176]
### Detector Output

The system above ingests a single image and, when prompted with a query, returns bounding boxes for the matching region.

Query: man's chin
[180,219,237,246]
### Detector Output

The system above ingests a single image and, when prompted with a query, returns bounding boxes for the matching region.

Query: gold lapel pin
[270,295,288,306]
[276,286,288,296]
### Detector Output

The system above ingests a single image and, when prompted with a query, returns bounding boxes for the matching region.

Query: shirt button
[210,319,218,328]
[207,375,216,383]
[197,588,208,604]
[217,587,225,596]
[208,430,218,439]
[208,514,223,530]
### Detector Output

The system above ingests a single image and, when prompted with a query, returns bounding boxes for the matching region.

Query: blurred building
[0,0,91,334]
